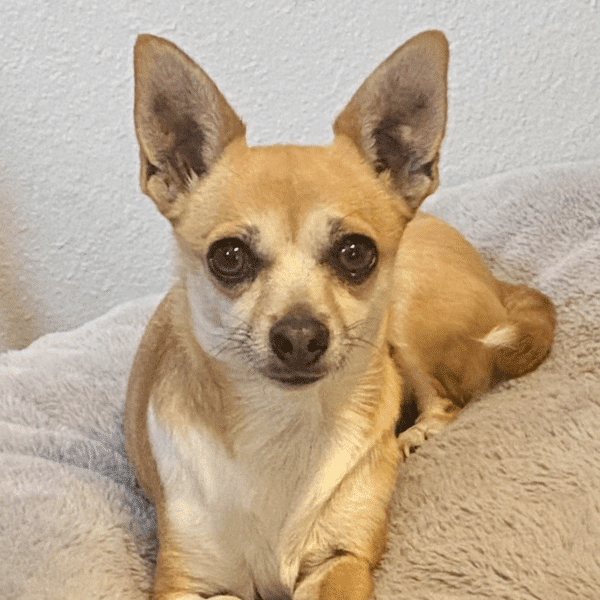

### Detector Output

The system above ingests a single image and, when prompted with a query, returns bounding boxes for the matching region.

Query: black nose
[269,313,329,370]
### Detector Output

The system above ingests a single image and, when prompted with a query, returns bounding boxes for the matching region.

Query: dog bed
[1,160,599,599]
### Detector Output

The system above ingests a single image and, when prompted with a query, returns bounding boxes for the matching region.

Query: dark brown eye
[328,234,378,284]
[207,238,261,286]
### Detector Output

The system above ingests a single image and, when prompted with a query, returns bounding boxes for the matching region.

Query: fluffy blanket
[1,160,599,599]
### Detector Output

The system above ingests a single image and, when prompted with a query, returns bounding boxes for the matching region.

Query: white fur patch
[147,404,283,599]
[146,364,383,598]
[478,324,517,348]
[148,385,356,600]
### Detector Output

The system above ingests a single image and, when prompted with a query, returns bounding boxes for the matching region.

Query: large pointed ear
[134,34,246,221]
[333,30,448,212]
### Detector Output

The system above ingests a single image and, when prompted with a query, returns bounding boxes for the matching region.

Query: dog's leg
[294,554,374,600]
[394,348,459,460]
[396,393,459,460]
[151,537,247,600]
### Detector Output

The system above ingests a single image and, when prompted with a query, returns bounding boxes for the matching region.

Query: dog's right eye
[207,238,261,286]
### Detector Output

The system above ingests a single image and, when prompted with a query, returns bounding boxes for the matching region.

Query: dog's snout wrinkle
[270,314,329,370]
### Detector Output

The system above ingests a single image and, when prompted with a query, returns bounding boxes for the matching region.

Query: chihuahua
[125,31,555,600]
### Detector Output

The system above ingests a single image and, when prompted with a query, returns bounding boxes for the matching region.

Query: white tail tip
[478,324,518,348]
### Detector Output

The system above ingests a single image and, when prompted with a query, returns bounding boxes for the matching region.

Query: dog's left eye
[207,238,261,286]
[328,234,378,284]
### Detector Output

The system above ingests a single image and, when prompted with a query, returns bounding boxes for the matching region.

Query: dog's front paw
[397,421,440,460]
[397,406,459,460]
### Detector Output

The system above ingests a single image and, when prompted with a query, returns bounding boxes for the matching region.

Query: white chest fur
[146,385,357,600]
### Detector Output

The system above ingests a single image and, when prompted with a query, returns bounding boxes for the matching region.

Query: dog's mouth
[263,367,327,387]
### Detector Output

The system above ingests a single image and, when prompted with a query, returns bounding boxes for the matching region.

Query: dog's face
[133,32,448,388]
[175,137,410,387]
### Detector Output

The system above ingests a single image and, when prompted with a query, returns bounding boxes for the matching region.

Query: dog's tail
[480,281,557,383]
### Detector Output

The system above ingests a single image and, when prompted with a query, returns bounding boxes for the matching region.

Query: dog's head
[133,32,448,389]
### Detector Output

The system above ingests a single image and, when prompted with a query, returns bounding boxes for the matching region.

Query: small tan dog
[125,31,555,600]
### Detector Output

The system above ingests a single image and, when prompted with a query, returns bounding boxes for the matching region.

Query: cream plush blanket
[1,161,599,599]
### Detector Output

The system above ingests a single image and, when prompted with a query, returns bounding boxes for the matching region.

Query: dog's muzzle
[266,312,329,386]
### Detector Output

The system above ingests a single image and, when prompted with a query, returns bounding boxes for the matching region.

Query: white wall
[1,0,599,351]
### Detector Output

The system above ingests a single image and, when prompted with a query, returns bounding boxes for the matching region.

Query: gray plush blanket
[1,160,599,599]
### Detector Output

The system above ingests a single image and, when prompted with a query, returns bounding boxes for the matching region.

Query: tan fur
[392,213,556,455]
[125,30,555,600]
